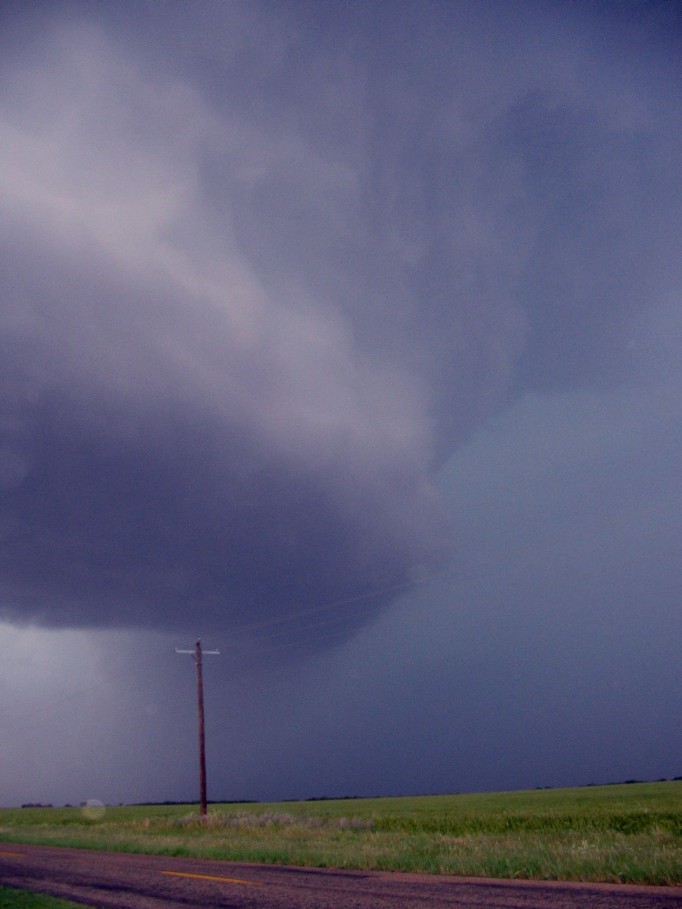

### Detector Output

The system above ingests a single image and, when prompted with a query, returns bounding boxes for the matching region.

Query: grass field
[1,782,680,885]
[0,888,86,908]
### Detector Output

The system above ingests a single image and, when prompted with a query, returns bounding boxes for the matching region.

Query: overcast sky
[1,0,681,808]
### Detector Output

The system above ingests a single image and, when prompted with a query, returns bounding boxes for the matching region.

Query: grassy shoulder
[0,888,90,909]
[0,782,680,885]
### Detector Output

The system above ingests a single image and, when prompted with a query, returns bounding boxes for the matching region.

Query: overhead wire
[0,568,455,727]
[219,568,456,654]
[225,568,452,639]
[0,654,149,729]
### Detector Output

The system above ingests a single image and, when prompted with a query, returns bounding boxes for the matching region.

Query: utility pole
[175,639,220,816]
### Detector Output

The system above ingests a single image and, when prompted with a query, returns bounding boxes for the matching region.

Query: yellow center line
[162,870,260,886]
[0,851,25,857]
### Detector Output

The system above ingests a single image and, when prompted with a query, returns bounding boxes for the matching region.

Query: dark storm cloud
[0,9,444,633]
[1,1,680,642]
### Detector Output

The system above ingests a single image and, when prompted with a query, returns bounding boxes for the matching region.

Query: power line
[210,569,457,658]
[0,656,145,728]
[1,569,455,728]
[226,569,451,639]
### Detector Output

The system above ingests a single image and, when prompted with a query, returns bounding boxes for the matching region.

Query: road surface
[1,843,680,908]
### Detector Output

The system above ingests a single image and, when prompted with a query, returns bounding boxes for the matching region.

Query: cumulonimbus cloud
[0,21,447,635]
[1,4,679,641]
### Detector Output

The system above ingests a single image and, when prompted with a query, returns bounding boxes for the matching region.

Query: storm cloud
[3,1,679,643]
[1,1,681,808]
[1,9,444,633]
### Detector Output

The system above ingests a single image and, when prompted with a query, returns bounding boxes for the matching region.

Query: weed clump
[175,811,374,831]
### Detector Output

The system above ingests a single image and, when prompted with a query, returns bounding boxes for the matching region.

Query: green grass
[1,782,680,885]
[0,888,89,908]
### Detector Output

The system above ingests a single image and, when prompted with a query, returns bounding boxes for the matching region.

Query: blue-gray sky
[1,0,681,807]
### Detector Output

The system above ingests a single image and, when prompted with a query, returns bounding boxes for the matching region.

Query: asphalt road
[1,844,681,908]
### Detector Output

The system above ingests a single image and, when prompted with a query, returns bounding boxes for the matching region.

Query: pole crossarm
[175,639,220,815]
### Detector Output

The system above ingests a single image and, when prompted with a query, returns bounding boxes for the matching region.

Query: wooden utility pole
[175,639,220,815]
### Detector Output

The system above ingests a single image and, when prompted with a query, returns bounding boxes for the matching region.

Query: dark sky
[1,0,681,807]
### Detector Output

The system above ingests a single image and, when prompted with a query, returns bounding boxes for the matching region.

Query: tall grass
[1,782,680,885]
